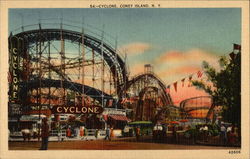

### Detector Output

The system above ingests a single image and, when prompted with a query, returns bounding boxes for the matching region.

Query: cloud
[150,49,220,105]
[156,50,184,63]
[156,49,219,66]
[125,48,220,106]
[158,65,201,78]
[118,42,151,56]
[154,49,220,83]
[129,63,146,76]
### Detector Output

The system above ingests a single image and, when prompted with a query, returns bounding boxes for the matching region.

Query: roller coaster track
[19,79,113,104]
[124,73,173,105]
[11,28,128,95]
[10,26,175,119]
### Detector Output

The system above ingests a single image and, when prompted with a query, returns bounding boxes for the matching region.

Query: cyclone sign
[51,105,104,114]
[9,36,22,101]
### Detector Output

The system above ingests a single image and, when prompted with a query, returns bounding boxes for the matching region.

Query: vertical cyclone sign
[9,35,23,103]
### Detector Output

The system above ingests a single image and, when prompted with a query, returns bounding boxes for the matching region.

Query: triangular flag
[197,71,203,78]
[173,82,178,92]
[181,78,185,87]
[166,85,170,94]
[188,76,193,87]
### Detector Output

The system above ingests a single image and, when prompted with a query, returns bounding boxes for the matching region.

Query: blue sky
[9,8,241,84]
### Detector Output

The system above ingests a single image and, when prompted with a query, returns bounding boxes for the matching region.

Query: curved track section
[138,86,168,106]
[13,29,128,94]
[125,73,172,105]
[20,79,112,104]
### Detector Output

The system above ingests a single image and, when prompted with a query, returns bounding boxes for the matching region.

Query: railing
[86,129,106,136]
[49,129,106,137]
[50,129,67,137]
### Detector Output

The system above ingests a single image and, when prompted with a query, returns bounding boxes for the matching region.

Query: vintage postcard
[0,0,249,159]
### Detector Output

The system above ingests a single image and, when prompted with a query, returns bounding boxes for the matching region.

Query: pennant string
[166,45,239,90]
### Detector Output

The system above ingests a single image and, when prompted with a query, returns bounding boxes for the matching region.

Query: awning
[109,115,129,121]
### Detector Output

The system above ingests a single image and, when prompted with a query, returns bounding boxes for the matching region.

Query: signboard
[51,105,104,114]
[9,36,23,101]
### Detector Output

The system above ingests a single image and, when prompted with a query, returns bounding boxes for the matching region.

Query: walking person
[110,127,114,139]
[39,117,49,150]
[95,129,99,139]
[56,122,62,141]
[220,124,227,145]
[104,126,111,141]
[172,125,177,143]
[80,126,85,140]
[75,127,80,138]
[21,128,31,142]
[203,125,209,142]
[66,127,71,138]
[161,125,167,142]
[226,125,232,144]
[228,126,237,146]
[32,127,38,139]
[135,126,141,141]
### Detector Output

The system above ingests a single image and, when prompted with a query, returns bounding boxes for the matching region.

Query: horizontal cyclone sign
[51,105,104,114]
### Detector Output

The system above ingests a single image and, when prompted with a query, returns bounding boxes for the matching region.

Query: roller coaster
[8,22,174,123]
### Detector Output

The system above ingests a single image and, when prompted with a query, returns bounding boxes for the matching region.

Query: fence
[86,129,106,137]
[50,129,66,137]
[50,129,106,137]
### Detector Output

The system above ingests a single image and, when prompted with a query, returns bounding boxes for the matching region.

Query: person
[135,126,140,141]
[80,126,85,140]
[104,127,111,141]
[227,125,232,133]
[95,129,99,139]
[172,125,177,143]
[32,127,38,139]
[75,127,80,138]
[39,117,49,150]
[227,126,237,146]
[110,127,114,139]
[21,128,31,141]
[203,125,208,142]
[161,125,167,142]
[220,124,227,145]
[66,127,71,138]
[56,123,62,141]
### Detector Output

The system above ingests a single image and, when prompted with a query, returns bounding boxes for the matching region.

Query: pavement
[9,135,105,142]
[8,138,240,150]
[9,134,240,148]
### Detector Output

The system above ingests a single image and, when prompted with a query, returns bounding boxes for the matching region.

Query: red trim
[109,115,129,121]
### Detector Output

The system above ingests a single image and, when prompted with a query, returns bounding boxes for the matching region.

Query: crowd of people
[149,122,240,146]
[17,118,240,150]
[220,124,239,146]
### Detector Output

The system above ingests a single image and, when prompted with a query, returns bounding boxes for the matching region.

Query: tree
[192,52,241,126]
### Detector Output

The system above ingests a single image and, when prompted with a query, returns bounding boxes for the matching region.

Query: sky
[9,8,241,105]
